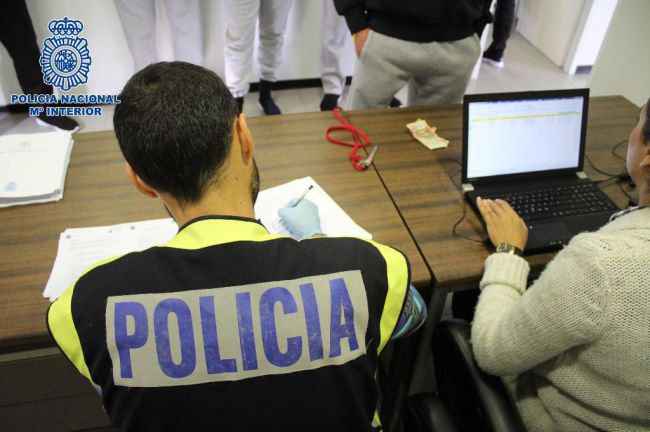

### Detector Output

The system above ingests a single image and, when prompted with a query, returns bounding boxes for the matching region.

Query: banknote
[406,119,449,150]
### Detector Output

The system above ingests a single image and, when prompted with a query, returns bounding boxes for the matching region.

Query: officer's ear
[124,163,158,199]
[235,113,255,165]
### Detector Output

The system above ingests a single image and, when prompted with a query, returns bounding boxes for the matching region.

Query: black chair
[404,319,526,432]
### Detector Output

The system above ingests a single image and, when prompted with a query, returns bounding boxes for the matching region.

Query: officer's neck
[161,185,255,229]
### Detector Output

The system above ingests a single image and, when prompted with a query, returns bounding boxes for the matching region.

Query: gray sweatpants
[345,31,480,109]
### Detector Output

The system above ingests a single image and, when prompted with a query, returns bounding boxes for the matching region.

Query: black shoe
[320,93,340,111]
[235,97,244,114]
[482,50,504,68]
[258,97,281,115]
[0,104,29,114]
[37,112,79,132]
[389,97,402,108]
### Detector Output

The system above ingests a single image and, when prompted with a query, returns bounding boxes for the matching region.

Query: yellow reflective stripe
[373,409,382,429]
[355,238,409,354]
[165,219,285,250]
[48,287,94,384]
[48,255,123,388]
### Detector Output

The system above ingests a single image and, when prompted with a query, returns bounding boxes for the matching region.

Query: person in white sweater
[472,99,650,431]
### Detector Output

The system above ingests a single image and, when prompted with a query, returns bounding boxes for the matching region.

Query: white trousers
[114,0,203,72]
[224,0,293,97]
[321,0,349,95]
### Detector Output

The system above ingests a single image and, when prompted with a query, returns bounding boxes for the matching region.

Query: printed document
[44,177,370,301]
[0,131,73,207]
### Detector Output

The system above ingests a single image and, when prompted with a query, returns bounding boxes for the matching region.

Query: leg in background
[345,31,410,110]
[114,0,157,72]
[224,0,260,99]
[165,0,203,66]
[408,34,480,107]
[320,0,348,111]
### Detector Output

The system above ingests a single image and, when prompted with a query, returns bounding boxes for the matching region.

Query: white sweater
[471,208,650,431]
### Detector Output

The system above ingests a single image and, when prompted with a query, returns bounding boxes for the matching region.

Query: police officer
[47,61,425,431]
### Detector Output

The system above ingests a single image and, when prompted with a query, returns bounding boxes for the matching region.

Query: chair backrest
[433,319,526,432]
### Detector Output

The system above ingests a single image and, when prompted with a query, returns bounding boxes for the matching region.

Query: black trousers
[485,0,516,58]
[0,0,53,95]
[451,288,480,322]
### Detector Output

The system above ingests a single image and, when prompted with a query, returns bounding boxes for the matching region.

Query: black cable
[618,181,634,201]
[584,153,622,177]
[594,175,619,185]
[612,139,627,163]
[585,138,629,179]
[439,158,486,243]
[451,200,485,244]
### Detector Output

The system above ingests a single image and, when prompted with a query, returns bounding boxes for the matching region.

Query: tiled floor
[0,32,590,136]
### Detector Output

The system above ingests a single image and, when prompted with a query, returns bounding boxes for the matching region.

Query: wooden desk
[345,96,639,396]
[346,96,637,288]
[0,110,431,351]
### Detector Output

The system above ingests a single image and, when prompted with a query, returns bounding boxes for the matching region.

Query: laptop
[461,89,619,254]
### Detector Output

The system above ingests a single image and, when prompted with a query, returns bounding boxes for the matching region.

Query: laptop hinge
[576,171,588,179]
[461,183,475,193]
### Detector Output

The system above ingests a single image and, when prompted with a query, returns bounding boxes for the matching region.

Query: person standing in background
[224,0,293,115]
[114,0,203,72]
[0,0,79,131]
[320,0,401,111]
[482,0,515,68]
[335,0,492,109]
[320,0,349,111]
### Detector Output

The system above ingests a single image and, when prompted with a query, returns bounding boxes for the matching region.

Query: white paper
[43,218,177,300]
[0,131,73,207]
[44,178,370,301]
[254,176,371,240]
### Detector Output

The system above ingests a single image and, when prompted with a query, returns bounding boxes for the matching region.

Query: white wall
[0,0,357,104]
[589,0,650,106]
[563,0,618,74]
[517,0,585,67]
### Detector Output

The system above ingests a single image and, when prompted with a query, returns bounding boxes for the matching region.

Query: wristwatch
[495,242,524,257]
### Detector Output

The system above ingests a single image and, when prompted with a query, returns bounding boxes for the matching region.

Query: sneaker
[258,97,281,115]
[482,52,504,68]
[389,97,402,108]
[320,93,339,111]
[37,112,80,132]
[235,97,244,114]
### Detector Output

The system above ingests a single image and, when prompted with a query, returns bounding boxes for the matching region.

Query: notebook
[461,89,619,254]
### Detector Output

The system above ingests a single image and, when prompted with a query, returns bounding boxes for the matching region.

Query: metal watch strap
[496,242,524,257]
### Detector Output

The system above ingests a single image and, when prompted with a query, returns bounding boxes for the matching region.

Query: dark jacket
[334,0,493,42]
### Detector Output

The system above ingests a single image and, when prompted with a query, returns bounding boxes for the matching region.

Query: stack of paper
[254,176,371,240]
[44,218,178,300]
[0,131,74,207]
[44,177,371,301]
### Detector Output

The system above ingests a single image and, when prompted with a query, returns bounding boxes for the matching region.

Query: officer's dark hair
[114,61,239,205]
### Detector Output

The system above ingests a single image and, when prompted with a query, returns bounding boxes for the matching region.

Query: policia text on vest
[106,270,369,387]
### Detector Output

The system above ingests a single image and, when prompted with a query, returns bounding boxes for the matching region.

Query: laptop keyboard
[482,183,618,221]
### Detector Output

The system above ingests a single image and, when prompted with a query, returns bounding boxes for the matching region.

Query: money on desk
[406,119,449,150]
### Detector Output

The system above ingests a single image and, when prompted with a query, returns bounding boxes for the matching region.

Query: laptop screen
[463,90,588,182]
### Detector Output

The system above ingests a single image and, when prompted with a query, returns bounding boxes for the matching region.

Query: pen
[292,185,313,207]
